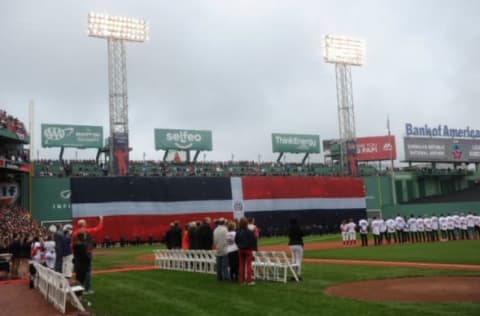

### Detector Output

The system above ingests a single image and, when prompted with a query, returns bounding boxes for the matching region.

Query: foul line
[303,258,480,271]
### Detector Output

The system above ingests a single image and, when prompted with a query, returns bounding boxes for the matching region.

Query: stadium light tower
[323,35,366,176]
[87,12,149,175]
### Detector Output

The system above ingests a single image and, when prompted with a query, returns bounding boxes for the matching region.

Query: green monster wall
[31,177,72,225]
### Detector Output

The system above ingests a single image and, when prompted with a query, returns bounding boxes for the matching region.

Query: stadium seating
[34,159,386,177]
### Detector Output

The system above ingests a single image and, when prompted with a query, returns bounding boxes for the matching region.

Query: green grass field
[305,240,480,265]
[87,238,480,316]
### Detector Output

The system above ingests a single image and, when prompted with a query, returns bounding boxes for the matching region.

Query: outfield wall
[70,176,366,241]
[31,177,71,224]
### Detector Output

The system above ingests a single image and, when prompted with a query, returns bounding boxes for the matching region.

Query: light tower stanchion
[88,12,148,175]
[324,35,365,176]
[107,38,129,174]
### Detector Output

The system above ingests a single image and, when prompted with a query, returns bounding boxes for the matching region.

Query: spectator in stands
[287,217,304,280]
[235,217,256,285]
[72,216,103,294]
[213,218,230,281]
[226,221,239,282]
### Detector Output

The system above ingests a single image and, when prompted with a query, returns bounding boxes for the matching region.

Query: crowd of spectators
[0,109,27,140]
[0,150,29,163]
[0,205,48,279]
[33,159,382,178]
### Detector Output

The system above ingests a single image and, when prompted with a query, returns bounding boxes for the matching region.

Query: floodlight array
[323,35,366,66]
[88,12,149,42]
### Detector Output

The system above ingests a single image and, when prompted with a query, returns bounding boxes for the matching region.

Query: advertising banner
[404,137,480,162]
[356,136,396,161]
[324,136,397,161]
[272,133,320,153]
[41,124,103,148]
[154,129,213,151]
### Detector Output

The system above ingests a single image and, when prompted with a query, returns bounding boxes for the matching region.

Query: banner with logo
[404,137,480,162]
[154,129,213,151]
[31,178,71,222]
[41,124,103,148]
[271,133,320,153]
[323,135,397,161]
[0,182,19,205]
[356,136,396,161]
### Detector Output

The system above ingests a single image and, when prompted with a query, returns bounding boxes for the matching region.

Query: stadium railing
[31,261,85,314]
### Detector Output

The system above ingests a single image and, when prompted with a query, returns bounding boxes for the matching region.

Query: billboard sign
[356,136,396,161]
[272,133,320,153]
[404,137,480,162]
[41,124,103,148]
[323,136,397,161]
[154,129,212,151]
[405,123,480,139]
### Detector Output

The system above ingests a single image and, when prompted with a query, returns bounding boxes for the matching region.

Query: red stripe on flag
[73,212,233,242]
[241,176,365,200]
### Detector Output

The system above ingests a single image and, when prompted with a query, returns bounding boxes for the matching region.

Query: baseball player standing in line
[403,216,410,243]
[439,214,448,241]
[424,216,432,242]
[385,218,396,244]
[379,217,387,245]
[407,215,418,243]
[474,213,480,240]
[447,214,456,241]
[358,218,369,247]
[340,220,348,246]
[395,214,405,243]
[417,216,425,243]
[346,218,357,246]
[452,213,461,240]
[371,217,381,246]
[460,213,468,240]
[466,212,476,240]
[431,214,439,242]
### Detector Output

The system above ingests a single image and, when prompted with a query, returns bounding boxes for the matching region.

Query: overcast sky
[1,0,479,163]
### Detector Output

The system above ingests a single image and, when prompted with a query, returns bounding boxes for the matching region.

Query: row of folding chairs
[153,249,299,283]
[153,249,217,274]
[252,251,299,283]
[31,261,85,314]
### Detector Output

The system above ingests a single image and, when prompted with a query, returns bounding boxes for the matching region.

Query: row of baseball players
[341,213,480,246]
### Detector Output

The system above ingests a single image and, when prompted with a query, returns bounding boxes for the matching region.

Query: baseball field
[84,236,480,316]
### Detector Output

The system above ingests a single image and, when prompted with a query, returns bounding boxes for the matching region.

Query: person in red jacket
[181,224,190,250]
[72,216,103,294]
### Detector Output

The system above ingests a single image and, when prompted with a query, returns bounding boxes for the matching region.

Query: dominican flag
[71,176,365,241]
